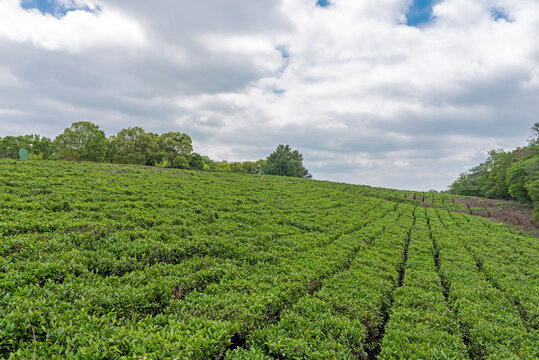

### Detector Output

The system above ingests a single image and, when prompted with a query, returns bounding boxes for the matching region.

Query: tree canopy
[262,145,306,177]
[160,132,193,167]
[1,123,312,179]
[0,134,54,160]
[449,122,538,218]
[54,121,109,162]
[110,127,162,165]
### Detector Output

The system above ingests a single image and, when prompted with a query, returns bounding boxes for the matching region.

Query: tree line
[449,123,538,218]
[0,121,311,177]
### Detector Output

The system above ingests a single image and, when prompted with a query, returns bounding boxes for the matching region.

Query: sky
[0,0,538,191]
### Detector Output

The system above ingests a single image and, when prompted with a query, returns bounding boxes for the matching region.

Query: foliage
[233,160,266,174]
[172,155,190,169]
[3,123,304,177]
[449,123,539,212]
[380,209,468,359]
[54,121,109,162]
[506,158,532,203]
[262,145,305,177]
[0,160,536,359]
[526,180,539,220]
[216,161,231,172]
[429,210,537,358]
[160,132,193,167]
[188,152,206,170]
[0,135,54,159]
[110,127,162,166]
[31,135,55,159]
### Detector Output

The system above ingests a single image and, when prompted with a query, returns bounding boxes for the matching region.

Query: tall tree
[160,132,193,167]
[530,122,539,144]
[188,152,205,170]
[54,121,109,162]
[110,127,161,165]
[262,145,305,177]
[0,136,29,159]
[449,123,539,218]
[0,135,55,159]
[28,135,55,159]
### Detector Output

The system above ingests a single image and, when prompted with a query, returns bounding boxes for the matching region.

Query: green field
[1,160,537,359]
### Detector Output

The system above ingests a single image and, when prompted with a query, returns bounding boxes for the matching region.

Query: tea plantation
[1,160,537,359]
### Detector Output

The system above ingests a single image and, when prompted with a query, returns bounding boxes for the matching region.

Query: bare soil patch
[419,196,538,237]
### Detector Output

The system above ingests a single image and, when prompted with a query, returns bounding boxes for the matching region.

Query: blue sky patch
[316,0,330,8]
[276,45,290,59]
[20,0,100,18]
[406,0,441,27]
[276,45,291,76]
[491,8,512,22]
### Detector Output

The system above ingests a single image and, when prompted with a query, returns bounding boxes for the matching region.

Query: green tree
[449,123,539,215]
[262,145,305,177]
[484,150,512,199]
[110,127,161,165]
[54,122,109,162]
[0,136,30,159]
[506,159,532,203]
[529,122,539,144]
[526,179,539,220]
[188,153,205,170]
[449,165,484,196]
[0,135,55,159]
[160,132,193,167]
[145,132,166,166]
[29,135,55,159]
[216,161,231,172]
[229,160,266,174]
[173,155,190,169]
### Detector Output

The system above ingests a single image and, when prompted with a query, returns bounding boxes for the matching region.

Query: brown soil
[417,196,538,237]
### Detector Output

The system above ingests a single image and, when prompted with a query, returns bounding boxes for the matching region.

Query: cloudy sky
[0,0,538,190]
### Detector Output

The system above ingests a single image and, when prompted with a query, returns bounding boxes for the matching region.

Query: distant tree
[483,149,513,199]
[110,126,145,164]
[229,161,242,173]
[201,155,217,171]
[262,145,306,177]
[0,135,55,159]
[110,127,161,165]
[54,121,109,162]
[188,152,205,170]
[30,135,55,159]
[449,164,486,197]
[0,136,29,159]
[506,155,538,203]
[241,160,265,174]
[449,123,539,219]
[530,122,539,144]
[216,161,231,172]
[225,159,266,174]
[526,179,539,220]
[160,132,193,167]
[172,155,190,169]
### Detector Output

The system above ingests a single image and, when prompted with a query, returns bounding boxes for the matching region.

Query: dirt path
[413,196,538,237]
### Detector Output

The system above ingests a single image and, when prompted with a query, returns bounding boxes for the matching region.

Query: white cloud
[199,34,283,72]
[0,0,538,190]
[0,0,145,52]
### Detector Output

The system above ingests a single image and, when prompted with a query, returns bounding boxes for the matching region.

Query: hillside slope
[1,160,537,359]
